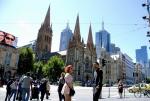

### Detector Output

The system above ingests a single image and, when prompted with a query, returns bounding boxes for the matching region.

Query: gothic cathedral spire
[36,5,53,60]
[87,24,94,50]
[73,14,81,43]
[43,5,50,28]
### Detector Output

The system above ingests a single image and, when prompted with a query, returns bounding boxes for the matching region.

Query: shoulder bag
[66,82,75,96]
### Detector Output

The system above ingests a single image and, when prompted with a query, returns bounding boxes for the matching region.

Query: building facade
[110,52,134,85]
[124,54,134,84]
[136,46,148,78]
[0,44,19,82]
[35,6,53,60]
[134,63,143,83]
[136,46,148,64]
[110,43,120,54]
[59,23,73,51]
[66,15,96,83]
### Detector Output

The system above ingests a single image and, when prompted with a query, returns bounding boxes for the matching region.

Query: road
[0,85,150,101]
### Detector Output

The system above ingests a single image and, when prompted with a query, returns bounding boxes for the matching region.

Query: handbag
[66,82,75,96]
[69,88,75,96]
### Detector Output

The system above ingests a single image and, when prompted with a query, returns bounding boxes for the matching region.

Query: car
[127,83,150,93]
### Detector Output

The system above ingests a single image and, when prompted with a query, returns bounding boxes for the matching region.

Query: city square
[0,0,150,101]
[0,85,150,101]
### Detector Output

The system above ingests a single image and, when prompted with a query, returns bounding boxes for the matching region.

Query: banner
[0,30,17,48]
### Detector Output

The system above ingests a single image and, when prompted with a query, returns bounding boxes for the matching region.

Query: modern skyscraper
[136,46,148,64]
[95,21,111,58]
[110,43,120,54]
[59,23,73,51]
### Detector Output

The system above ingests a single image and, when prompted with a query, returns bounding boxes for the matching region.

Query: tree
[33,61,44,79]
[17,47,34,75]
[45,55,65,82]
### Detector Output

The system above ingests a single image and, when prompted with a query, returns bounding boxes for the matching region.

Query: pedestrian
[8,78,18,101]
[39,78,47,101]
[92,62,103,101]
[5,78,13,101]
[62,65,74,101]
[30,79,39,100]
[118,79,123,98]
[46,79,50,99]
[58,72,65,101]
[16,78,23,101]
[20,72,32,101]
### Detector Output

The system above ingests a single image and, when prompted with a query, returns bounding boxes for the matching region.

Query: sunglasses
[5,37,14,41]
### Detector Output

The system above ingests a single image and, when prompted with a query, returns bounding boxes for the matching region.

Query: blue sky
[0,0,149,62]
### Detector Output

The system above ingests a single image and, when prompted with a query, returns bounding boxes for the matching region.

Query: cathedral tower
[36,6,53,60]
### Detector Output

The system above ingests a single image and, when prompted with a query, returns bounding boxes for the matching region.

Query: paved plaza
[0,85,150,101]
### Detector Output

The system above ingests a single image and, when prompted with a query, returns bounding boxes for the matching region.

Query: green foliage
[45,55,65,82]
[33,55,65,81]
[17,47,34,75]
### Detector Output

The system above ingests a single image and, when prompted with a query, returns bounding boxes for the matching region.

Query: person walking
[8,78,18,101]
[39,78,47,101]
[46,79,50,99]
[20,72,32,101]
[5,78,13,101]
[62,65,74,101]
[118,79,123,98]
[16,79,22,101]
[58,72,65,101]
[92,62,103,101]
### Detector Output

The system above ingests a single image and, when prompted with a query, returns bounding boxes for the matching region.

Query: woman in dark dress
[118,79,123,98]
[58,72,65,101]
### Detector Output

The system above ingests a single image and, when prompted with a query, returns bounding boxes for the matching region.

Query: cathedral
[35,6,53,60]
[35,6,96,83]
[66,15,96,82]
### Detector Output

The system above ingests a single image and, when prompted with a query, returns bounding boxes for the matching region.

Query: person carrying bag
[61,65,74,101]
[66,82,75,96]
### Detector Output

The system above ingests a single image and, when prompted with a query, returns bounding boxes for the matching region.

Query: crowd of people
[4,63,124,101]
[5,72,50,101]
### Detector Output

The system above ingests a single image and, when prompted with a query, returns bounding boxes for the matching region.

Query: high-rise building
[95,21,111,58]
[59,23,73,51]
[136,46,148,64]
[110,43,120,54]
[35,6,53,60]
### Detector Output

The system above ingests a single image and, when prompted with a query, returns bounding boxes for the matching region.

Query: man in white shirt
[20,72,32,101]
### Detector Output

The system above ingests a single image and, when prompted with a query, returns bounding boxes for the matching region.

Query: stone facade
[66,15,96,83]
[0,44,19,79]
[35,6,53,60]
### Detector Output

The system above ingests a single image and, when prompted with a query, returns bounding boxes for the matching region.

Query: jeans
[22,88,30,101]
[8,89,17,101]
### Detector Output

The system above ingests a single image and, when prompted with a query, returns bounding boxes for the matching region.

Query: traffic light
[102,59,107,66]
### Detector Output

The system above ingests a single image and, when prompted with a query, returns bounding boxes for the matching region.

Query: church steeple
[43,5,50,27]
[36,5,53,60]
[73,14,81,43]
[87,24,94,50]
